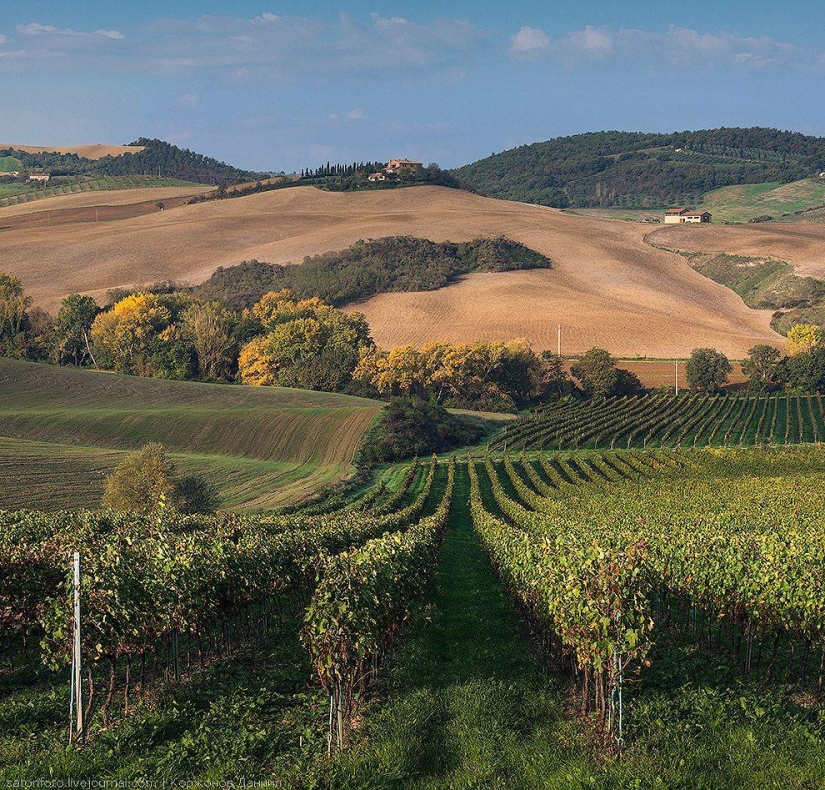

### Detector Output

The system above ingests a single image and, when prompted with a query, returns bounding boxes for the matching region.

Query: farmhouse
[368,172,387,182]
[385,158,423,174]
[664,208,711,224]
[27,173,51,182]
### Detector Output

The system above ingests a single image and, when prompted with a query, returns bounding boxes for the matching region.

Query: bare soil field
[0,186,209,218]
[0,195,204,231]
[618,360,746,390]
[648,223,825,279]
[0,185,782,357]
[0,143,144,159]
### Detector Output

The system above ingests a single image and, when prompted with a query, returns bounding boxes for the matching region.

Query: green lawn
[0,359,383,511]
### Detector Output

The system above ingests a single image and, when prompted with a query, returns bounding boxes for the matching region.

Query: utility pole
[675,360,679,396]
[557,324,561,357]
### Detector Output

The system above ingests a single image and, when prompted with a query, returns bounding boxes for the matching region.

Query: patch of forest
[195,235,552,310]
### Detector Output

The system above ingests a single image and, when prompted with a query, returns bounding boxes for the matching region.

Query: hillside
[0,185,782,357]
[648,222,825,279]
[451,128,825,208]
[0,358,382,511]
[0,138,261,184]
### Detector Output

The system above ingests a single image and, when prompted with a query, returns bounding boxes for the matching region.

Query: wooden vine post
[70,551,85,745]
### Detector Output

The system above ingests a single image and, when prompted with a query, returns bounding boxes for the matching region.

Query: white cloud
[0,34,7,45]
[566,26,613,60]
[509,26,551,56]
[17,23,59,35]
[180,92,199,107]
[16,22,124,40]
[2,12,480,80]
[347,108,365,119]
[510,23,814,71]
[94,29,125,40]
[328,113,339,120]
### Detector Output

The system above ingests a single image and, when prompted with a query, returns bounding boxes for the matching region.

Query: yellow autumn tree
[239,291,371,390]
[786,323,825,356]
[90,293,172,375]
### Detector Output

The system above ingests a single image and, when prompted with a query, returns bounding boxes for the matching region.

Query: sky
[1,1,824,172]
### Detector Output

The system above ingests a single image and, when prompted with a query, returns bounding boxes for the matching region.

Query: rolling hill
[0,184,782,358]
[0,143,145,159]
[0,138,262,184]
[451,127,825,209]
[0,358,382,511]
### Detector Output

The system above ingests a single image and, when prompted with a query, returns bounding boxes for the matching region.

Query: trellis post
[71,551,84,744]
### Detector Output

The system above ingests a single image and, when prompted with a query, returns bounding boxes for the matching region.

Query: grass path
[324,464,599,789]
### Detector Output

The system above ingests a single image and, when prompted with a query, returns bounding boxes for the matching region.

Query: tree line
[5,266,825,412]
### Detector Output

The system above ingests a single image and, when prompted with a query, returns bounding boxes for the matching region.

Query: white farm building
[664,208,711,224]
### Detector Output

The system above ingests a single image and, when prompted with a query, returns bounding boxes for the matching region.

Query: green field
[0,359,383,510]
[567,178,825,224]
[0,156,22,173]
[698,178,825,222]
[0,175,203,207]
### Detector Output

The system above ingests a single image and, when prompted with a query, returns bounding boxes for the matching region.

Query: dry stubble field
[0,185,790,357]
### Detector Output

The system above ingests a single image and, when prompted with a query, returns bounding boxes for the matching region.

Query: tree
[540,352,573,399]
[741,344,783,391]
[181,301,235,379]
[359,397,484,463]
[238,292,372,391]
[685,348,731,393]
[102,443,177,515]
[784,347,825,394]
[786,323,824,356]
[53,294,99,366]
[174,475,222,514]
[0,272,30,356]
[570,348,619,399]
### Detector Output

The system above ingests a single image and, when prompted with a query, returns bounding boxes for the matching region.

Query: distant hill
[0,143,145,160]
[0,138,262,185]
[451,128,825,209]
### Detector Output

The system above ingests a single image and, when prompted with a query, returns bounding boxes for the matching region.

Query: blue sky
[1,1,824,172]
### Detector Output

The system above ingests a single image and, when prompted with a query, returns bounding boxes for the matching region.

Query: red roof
[665,208,687,214]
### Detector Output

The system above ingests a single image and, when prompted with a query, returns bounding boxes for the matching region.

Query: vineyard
[494,392,825,451]
[2,444,825,785]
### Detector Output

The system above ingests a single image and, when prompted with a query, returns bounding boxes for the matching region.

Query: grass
[0,359,383,511]
[698,179,825,223]
[566,178,825,224]
[677,251,825,333]
[0,156,21,173]
[0,614,328,783]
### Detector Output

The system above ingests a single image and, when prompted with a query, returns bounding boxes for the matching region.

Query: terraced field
[0,359,383,510]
